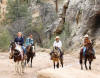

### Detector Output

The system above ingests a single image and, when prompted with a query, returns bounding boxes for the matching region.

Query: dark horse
[9,42,25,73]
[50,47,63,69]
[80,43,94,70]
[25,45,35,67]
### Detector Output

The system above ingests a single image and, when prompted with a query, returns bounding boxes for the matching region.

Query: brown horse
[9,42,25,73]
[50,47,63,69]
[25,45,35,67]
[80,43,94,70]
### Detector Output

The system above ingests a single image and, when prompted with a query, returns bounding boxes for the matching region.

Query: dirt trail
[0,50,100,78]
[37,54,100,78]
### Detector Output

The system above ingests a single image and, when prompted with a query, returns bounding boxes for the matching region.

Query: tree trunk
[55,0,58,13]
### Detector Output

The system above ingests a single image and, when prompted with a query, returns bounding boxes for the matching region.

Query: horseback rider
[82,34,96,58]
[53,36,63,57]
[25,34,35,52]
[14,32,26,60]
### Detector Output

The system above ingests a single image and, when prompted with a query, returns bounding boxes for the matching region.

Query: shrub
[0,29,12,51]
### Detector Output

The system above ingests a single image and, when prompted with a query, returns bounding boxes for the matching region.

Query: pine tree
[6,0,28,23]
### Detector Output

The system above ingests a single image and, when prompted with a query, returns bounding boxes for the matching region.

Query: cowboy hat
[56,36,60,39]
[84,34,89,38]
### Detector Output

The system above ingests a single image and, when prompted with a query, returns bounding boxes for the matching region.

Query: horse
[80,43,94,70]
[9,42,25,74]
[50,47,63,69]
[25,45,35,67]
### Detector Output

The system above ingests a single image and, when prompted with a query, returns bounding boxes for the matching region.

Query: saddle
[80,48,95,59]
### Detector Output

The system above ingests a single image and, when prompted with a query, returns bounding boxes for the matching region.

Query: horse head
[51,47,60,59]
[26,45,33,53]
[86,43,93,54]
[9,42,16,59]
[10,42,16,50]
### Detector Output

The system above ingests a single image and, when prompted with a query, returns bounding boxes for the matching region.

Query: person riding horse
[52,36,63,58]
[14,32,26,60]
[25,34,35,67]
[50,36,63,68]
[82,34,96,59]
[25,34,34,52]
[25,34,34,46]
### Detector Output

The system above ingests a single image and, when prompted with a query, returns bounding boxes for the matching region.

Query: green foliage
[43,22,71,49]
[63,22,71,37]
[59,22,71,49]
[6,0,29,23]
[43,36,55,49]
[0,29,12,51]
[29,16,44,37]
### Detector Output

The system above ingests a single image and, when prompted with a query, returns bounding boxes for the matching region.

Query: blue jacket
[25,38,34,47]
[14,37,24,46]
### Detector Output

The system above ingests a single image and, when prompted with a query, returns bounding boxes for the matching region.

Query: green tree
[6,0,29,23]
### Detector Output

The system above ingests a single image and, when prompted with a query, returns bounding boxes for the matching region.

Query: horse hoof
[89,67,91,70]
[86,68,88,70]
[22,71,24,73]
[81,68,83,70]
[30,65,32,68]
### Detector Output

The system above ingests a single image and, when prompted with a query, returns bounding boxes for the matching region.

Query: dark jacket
[14,37,24,46]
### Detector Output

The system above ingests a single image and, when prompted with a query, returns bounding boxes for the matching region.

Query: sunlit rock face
[30,0,100,49]
[64,0,100,49]
[40,0,100,49]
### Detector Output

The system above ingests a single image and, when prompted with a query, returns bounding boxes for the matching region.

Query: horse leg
[80,51,83,70]
[19,61,22,74]
[27,56,30,65]
[53,61,55,69]
[89,60,92,70]
[80,59,83,70]
[24,60,27,66]
[15,62,18,73]
[60,58,63,68]
[30,57,33,68]
[57,61,59,68]
[21,61,25,73]
[84,58,88,70]
[17,62,20,74]
[17,62,19,73]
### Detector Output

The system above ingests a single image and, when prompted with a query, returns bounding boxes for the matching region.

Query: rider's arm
[31,39,34,45]
[53,41,56,47]
[14,37,17,43]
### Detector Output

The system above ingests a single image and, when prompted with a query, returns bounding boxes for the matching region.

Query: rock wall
[29,0,100,49]
[40,0,100,50]
[64,0,100,49]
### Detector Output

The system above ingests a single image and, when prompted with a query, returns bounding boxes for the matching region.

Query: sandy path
[37,54,100,78]
[0,52,52,78]
[0,51,100,78]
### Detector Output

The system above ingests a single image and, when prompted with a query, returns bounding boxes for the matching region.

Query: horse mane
[87,43,93,49]
[26,45,33,53]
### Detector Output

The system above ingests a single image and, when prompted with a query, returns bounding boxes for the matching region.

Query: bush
[0,29,12,51]
[6,0,29,23]
[43,36,55,49]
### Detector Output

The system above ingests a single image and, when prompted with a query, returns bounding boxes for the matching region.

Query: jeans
[83,47,86,56]
[22,46,26,54]
[83,47,95,56]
